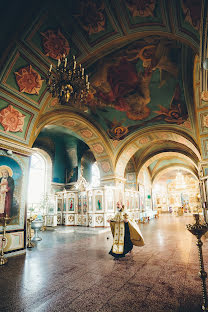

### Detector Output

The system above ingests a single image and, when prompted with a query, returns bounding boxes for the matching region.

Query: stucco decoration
[125,0,156,17]
[180,119,192,130]
[76,1,106,35]
[80,129,93,138]
[138,137,150,145]
[62,120,78,127]
[40,29,70,59]
[92,143,104,154]
[100,161,111,173]
[0,105,25,132]
[15,65,43,95]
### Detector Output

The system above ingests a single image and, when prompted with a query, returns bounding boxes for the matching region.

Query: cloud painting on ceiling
[87,36,193,140]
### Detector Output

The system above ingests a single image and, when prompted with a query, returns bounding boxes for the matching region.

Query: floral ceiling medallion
[76,1,106,35]
[41,29,70,60]
[125,0,156,17]
[15,65,43,95]
[0,105,25,132]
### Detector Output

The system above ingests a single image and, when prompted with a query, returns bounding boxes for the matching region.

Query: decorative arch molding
[115,130,201,178]
[153,165,198,184]
[30,109,115,179]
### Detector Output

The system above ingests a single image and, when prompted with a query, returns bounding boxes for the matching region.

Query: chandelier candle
[47,54,90,108]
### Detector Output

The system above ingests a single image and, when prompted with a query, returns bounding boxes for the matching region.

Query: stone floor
[1,215,207,312]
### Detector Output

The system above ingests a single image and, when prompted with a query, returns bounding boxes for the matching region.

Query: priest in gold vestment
[109,205,144,259]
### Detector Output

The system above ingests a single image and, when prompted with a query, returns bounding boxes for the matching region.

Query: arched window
[27,149,52,214]
[91,162,100,187]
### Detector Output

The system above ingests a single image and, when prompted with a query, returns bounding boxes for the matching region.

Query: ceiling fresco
[87,36,194,140]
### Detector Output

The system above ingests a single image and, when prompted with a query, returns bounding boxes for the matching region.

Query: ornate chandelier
[47,54,90,108]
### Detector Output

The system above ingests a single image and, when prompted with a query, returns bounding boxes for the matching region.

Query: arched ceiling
[0,0,204,179]
[137,150,198,184]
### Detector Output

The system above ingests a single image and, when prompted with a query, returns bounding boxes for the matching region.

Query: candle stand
[27,217,35,248]
[187,214,208,311]
[0,215,11,266]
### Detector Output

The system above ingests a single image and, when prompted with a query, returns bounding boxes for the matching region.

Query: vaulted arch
[31,109,115,180]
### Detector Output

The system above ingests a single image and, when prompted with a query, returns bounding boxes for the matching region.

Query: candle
[87,82,90,90]
[74,61,76,70]
[73,55,75,60]
[57,59,60,67]
[49,64,52,72]
[86,75,88,83]
[64,58,67,67]
[82,68,84,76]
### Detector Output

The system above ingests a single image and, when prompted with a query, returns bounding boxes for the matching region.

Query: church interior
[1,0,208,311]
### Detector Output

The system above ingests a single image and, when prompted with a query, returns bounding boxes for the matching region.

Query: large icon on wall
[0,156,22,223]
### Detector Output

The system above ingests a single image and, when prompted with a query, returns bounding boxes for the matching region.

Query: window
[91,162,100,187]
[28,153,46,208]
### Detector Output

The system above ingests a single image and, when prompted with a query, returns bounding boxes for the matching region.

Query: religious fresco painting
[87,36,190,140]
[181,0,202,31]
[0,156,22,224]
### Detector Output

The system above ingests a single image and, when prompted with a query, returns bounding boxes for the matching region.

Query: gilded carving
[101,161,111,173]
[95,215,103,224]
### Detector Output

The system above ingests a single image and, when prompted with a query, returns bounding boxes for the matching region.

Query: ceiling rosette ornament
[125,0,156,17]
[76,1,106,35]
[0,105,25,132]
[15,65,43,95]
[40,29,70,59]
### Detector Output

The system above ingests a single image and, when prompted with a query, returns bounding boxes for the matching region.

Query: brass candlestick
[0,215,11,266]
[187,214,208,311]
[27,217,35,248]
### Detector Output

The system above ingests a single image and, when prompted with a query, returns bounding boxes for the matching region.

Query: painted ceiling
[88,36,194,140]
[0,0,207,179]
